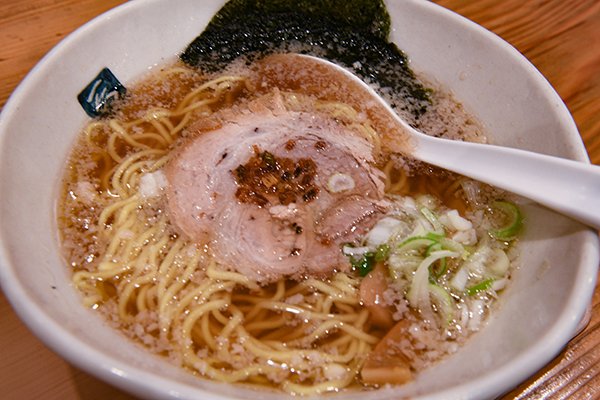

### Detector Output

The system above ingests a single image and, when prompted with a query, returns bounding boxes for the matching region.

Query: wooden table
[0,0,598,398]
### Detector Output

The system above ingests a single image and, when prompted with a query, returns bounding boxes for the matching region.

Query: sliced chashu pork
[166,91,387,283]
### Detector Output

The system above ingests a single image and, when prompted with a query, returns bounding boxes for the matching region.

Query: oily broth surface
[57,58,501,391]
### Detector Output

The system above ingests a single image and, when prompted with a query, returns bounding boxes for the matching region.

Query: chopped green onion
[425,232,445,241]
[450,266,469,291]
[408,250,459,307]
[466,278,495,296]
[437,237,467,258]
[420,207,444,234]
[489,200,523,240]
[397,232,444,252]
[374,244,390,262]
[429,257,447,280]
[388,254,422,280]
[426,241,442,256]
[428,283,454,323]
[425,241,447,278]
[397,236,438,253]
[351,252,376,277]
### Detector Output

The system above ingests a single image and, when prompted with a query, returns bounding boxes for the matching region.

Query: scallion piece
[426,241,442,256]
[425,232,445,241]
[489,200,523,240]
[420,207,444,233]
[397,236,438,253]
[429,257,447,279]
[425,242,447,279]
[351,252,376,277]
[429,283,455,323]
[408,250,459,307]
[466,278,495,296]
[374,244,390,262]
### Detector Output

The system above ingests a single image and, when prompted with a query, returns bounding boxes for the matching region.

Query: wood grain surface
[0,0,598,399]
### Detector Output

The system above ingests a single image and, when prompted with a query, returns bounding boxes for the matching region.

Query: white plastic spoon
[300,54,600,229]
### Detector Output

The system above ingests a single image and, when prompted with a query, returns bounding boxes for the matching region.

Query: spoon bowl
[299,54,600,229]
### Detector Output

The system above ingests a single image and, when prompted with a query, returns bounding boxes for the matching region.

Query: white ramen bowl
[0,0,598,399]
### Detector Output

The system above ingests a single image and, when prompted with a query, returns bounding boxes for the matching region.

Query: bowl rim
[0,0,598,399]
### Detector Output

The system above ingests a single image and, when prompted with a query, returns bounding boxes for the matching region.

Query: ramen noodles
[58,51,522,395]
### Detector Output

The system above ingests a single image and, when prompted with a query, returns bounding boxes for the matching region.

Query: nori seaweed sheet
[181,0,431,117]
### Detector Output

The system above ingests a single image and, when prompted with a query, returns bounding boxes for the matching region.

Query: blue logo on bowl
[77,68,126,118]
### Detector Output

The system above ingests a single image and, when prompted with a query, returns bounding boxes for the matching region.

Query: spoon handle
[296,54,600,229]
[413,134,600,230]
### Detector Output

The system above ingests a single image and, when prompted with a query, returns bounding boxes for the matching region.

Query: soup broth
[58,54,520,395]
